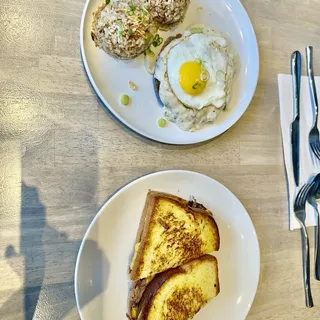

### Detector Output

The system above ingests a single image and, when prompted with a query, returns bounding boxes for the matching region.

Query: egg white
[158,73,221,131]
[154,26,235,131]
[167,33,228,110]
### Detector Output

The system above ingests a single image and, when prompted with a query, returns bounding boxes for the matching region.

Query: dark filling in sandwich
[127,268,181,320]
[187,196,213,216]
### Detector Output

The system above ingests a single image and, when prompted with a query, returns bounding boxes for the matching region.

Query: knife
[291,51,302,187]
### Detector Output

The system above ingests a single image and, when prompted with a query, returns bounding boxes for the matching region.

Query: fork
[307,173,320,280]
[306,46,320,160]
[294,181,315,308]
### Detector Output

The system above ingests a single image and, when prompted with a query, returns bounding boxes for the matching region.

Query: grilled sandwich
[128,255,220,320]
[129,191,220,281]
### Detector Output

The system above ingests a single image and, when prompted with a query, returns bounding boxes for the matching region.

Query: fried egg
[154,26,235,131]
[167,33,228,110]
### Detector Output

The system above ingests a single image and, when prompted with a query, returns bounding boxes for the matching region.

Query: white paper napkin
[278,74,320,230]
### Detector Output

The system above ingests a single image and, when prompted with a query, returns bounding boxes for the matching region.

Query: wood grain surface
[1,0,320,319]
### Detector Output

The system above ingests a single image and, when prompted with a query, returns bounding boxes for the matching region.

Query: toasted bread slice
[129,191,220,281]
[128,255,220,320]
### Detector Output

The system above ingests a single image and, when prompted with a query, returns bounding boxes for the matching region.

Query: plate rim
[74,169,261,319]
[79,0,260,145]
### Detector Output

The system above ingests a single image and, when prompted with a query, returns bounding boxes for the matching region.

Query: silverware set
[291,46,320,308]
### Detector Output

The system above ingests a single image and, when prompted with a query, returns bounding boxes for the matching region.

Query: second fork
[306,46,320,159]
[294,180,315,308]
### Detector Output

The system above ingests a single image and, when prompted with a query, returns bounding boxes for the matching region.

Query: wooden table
[1,0,320,318]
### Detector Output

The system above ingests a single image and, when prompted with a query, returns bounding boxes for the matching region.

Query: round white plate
[75,170,260,320]
[80,0,259,144]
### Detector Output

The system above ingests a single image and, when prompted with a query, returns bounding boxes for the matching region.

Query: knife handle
[291,51,302,120]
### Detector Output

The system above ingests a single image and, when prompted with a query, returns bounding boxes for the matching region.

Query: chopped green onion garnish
[200,70,209,82]
[127,11,134,16]
[121,94,130,105]
[216,70,225,81]
[192,82,202,90]
[145,33,153,44]
[140,9,145,22]
[195,58,202,64]
[190,27,203,34]
[129,1,136,10]
[128,28,133,36]
[152,34,163,47]
[117,21,123,39]
[146,48,155,57]
[158,118,167,128]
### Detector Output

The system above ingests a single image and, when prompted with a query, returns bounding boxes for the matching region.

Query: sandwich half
[128,255,220,320]
[129,191,220,281]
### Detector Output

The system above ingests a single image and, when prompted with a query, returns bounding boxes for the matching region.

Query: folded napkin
[278,74,320,230]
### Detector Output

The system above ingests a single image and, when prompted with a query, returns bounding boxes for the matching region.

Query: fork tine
[311,143,320,160]
[296,183,314,207]
[311,152,318,167]
[311,148,319,167]
[315,144,320,159]
[311,146,317,160]
[311,144,318,157]
[295,185,307,206]
[310,143,316,156]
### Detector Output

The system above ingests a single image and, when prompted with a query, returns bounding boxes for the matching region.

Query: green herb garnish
[105,0,110,4]
[216,70,225,81]
[200,70,209,82]
[128,28,133,36]
[152,34,163,47]
[190,27,203,34]
[121,94,130,106]
[158,118,167,128]
[145,48,155,57]
[129,1,136,10]
[192,82,202,90]
[140,9,145,22]
[145,32,153,44]
[117,21,123,39]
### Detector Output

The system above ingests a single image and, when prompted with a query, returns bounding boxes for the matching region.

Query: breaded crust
[91,3,157,60]
[149,0,191,31]
[91,4,132,60]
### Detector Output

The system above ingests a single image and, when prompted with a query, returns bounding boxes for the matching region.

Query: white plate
[80,0,259,144]
[75,170,260,320]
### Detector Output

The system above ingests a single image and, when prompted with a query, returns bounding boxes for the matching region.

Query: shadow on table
[76,238,109,317]
[0,182,108,320]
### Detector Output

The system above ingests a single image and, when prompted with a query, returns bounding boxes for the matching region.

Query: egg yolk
[179,62,206,96]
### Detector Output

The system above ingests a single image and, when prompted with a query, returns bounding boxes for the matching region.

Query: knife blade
[291,51,302,187]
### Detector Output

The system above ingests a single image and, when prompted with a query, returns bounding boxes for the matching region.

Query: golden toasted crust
[136,255,219,320]
[129,191,220,281]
